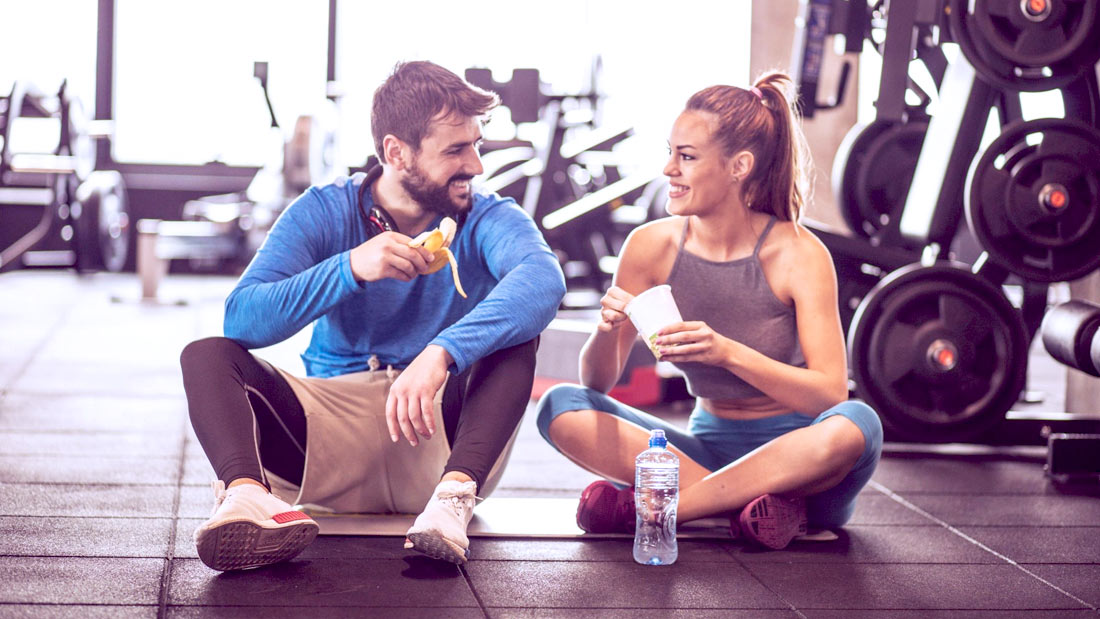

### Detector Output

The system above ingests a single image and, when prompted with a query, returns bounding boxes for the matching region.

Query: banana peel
[407,217,466,298]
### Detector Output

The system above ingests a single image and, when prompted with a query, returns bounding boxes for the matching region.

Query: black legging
[179,336,538,492]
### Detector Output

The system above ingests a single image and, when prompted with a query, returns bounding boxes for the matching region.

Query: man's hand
[350,231,435,283]
[386,345,453,446]
[596,286,634,333]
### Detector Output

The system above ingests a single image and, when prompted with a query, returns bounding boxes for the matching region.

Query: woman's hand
[597,286,635,333]
[654,321,735,368]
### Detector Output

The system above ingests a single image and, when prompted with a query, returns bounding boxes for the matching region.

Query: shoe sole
[406,530,469,564]
[195,512,318,571]
[739,495,808,550]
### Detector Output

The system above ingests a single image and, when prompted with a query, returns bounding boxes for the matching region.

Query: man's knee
[492,337,539,362]
[180,336,245,375]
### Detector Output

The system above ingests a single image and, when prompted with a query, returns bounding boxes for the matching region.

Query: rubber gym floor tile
[0,454,179,484]
[11,359,186,398]
[470,539,738,562]
[179,484,224,519]
[0,429,182,458]
[901,494,1100,526]
[1026,564,1100,608]
[172,519,201,559]
[296,536,418,561]
[0,483,177,518]
[0,557,163,605]
[183,433,208,458]
[463,560,787,610]
[872,455,1052,494]
[959,526,1100,563]
[489,610,800,619]
[838,492,934,526]
[180,454,216,485]
[167,557,480,608]
[0,516,172,558]
[743,563,1084,610]
[167,607,486,618]
[730,524,998,564]
[0,393,186,433]
[0,604,158,619]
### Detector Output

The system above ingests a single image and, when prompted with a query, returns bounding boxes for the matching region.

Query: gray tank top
[665,217,806,400]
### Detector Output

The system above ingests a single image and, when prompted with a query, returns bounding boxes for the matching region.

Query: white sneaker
[194,480,319,571]
[404,480,478,564]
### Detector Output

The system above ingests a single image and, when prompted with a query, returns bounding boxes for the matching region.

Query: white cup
[625,284,683,357]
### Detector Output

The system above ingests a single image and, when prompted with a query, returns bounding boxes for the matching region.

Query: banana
[407,217,466,298]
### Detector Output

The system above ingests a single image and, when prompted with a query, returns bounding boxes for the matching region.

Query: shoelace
[210,480,228,513]
[436,490,479,518]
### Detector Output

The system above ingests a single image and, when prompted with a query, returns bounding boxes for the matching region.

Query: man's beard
[400,159,474,218]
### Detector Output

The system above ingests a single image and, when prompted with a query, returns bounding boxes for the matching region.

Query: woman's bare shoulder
[624,217,682,257]
[616,217,685,290]
[763,220,832,265]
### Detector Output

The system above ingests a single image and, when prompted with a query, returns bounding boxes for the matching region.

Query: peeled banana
[407,217,466,298]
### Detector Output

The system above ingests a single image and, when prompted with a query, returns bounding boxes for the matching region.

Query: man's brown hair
[371,61,499,163]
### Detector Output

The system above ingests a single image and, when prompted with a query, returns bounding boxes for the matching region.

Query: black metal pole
[95,0,115,164]
[327,0,337,100]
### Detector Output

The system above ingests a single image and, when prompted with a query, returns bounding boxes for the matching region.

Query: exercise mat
[304,497,737,539]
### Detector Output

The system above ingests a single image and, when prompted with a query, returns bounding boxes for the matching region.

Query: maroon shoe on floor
[738,494,808,550]
[576,480,635,533]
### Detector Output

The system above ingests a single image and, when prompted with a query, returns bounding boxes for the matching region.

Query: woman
[535,73,883,550]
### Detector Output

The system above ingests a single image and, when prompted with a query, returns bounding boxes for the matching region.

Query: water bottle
[633,429,679,565]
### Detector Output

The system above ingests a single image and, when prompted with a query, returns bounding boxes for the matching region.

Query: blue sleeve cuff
[338,250,364,291]
[430,335,469,375]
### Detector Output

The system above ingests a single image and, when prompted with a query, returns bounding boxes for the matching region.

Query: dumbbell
[1040,300,1100,377]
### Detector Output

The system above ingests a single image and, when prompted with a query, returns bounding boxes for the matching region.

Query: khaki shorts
[265,365,516,514]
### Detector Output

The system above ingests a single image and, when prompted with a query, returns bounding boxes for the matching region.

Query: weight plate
[966,118,1100,282]
[834,121,927,239]
[74,170,130,273]
[948,0,1100,91]
[848,263,1028,442]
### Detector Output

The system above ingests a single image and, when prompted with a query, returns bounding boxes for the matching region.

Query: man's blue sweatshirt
[223,173,566,377]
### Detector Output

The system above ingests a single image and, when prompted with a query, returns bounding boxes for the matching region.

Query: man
[180,61,566,569]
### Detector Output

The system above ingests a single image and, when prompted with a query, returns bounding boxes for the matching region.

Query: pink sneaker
[576,480,635,533]
[738,494,808,550]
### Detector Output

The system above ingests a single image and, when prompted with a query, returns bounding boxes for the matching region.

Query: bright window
[112,0,328,165]
[334,1,752,172]
[0,2,97,120]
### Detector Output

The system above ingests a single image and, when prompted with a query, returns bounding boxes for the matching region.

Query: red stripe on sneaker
[272,510,311,524]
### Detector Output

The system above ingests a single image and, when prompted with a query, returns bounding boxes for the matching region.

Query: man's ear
[730,150,755,182]
[382,135,412,171]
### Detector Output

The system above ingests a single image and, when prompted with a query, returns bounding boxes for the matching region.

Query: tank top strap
[678,217,690,251]
[752,216,778,257]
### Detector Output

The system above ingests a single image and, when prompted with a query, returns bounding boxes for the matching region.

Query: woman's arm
[656,229,849,413]
[579,222,668,392]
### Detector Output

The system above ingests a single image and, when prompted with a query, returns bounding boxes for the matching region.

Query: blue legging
[536,384,883,529]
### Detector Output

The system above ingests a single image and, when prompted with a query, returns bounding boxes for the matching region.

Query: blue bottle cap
[649,429,667,449]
